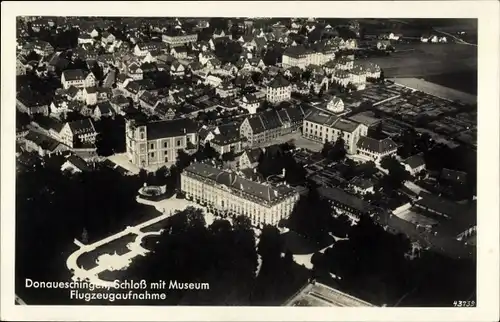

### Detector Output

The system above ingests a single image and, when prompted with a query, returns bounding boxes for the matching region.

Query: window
[150,143,154,149]
[177,140,181,147]
[164,142,168,148]
[150,152,155,158]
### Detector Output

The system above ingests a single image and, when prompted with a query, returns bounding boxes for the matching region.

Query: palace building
[181,162,300,226]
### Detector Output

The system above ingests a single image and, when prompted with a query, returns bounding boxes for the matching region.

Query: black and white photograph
[1,1,499,321]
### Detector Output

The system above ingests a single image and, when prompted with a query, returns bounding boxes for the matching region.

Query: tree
[323,137,347,162]
[301,70,312,81]
[221,151,235,162]
[379,156,411,191]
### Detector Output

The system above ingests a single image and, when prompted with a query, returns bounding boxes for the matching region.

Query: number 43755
[453,301,475,307]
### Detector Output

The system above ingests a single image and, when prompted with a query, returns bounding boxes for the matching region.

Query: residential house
[216,80,238,98]
[206,58,222,70]
[440,168,468,185]
[334,56,354,71]
[139,91,162,112]
[204,75,223,88]
[65,86,84,102]
[239,94,262,114]
[292,82,310,95]
[93,102,114,120]
[170,61,185,77]
[61,69,96,89]
[356,136,398,162]
[317,186,374,221]
[155,103,177,120]
[78,33,95,45]
[266,75,292,104]
[240,106,305,146]
[127,62,144,80]
[134,42,164,57]
[402,153,426,176]
[101,31,116,45]
[61,155,91,173]
[16,92,50,116]
[83,87,98,105]
[325,96,345,114]
[32,40,54,57]
[332,70,350,87]
[308,74,330,94]
[239,147,263,170]
[59,118,98,148]
[170,47,188,59]
[16,57,27,75]
[96,87,112,103]
[377,40,392,50]
[349,177,375,195]
[110,94,130,115]
[50,97,70,117]
[207,123,243,156]
[213,29,230,39]
[24,130,71,157]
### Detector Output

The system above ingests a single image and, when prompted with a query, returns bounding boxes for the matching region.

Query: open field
[359,43,477,82]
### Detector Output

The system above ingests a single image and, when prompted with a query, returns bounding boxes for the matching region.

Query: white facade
[282,51,335,70]
[181,166,300,227]
[266,84,291,104]
[302,118,362,155]
[162,33,198,47]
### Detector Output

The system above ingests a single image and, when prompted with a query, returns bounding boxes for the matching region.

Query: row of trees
[284,182,476,306]
[122,208,308,305]
[256,143,307,186]
[16,159,147,302]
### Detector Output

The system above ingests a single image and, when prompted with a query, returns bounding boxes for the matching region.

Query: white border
[1,1,499,321]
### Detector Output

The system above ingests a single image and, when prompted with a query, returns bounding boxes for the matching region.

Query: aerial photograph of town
[14,16,478,307]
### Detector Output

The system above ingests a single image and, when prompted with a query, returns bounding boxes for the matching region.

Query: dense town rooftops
[183,162,297,205]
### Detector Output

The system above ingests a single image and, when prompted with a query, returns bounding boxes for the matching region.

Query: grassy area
[360,43,476,79]
[76,234,138,270]
[423,71,477,95]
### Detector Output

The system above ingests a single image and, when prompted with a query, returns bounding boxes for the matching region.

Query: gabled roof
[142,118,198,140]
[331,118,360,133]
[403,153,426,169]
[67,118,96,135]
[96,101,113,114]
[184,162,296,204]
[267,75,290,88]
[244,147,263,164]
[25,130,64,152]
[356,136,398,153]
[62,69,85,81]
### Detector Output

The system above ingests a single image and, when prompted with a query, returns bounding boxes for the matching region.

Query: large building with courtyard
[302,107,363,154]
[180,162,300,226]
[125,117,198,168]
